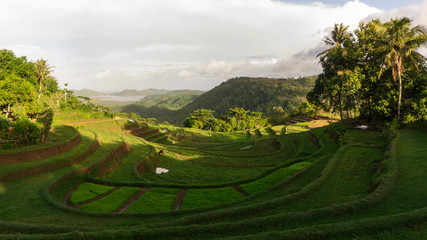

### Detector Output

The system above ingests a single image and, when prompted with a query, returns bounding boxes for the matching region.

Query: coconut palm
[317,23,351,58]
[34,59,55,100]
[378,17,427,120]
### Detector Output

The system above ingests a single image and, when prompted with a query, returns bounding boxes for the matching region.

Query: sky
[0,0,426,91]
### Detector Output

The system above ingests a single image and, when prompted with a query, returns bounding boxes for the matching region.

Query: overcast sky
[0,0,426,91]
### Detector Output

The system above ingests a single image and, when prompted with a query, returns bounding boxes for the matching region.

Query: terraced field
[0,117,426,239]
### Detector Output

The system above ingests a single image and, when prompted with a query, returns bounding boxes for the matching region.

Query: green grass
[182,187,244,209]
[286,121,313,134]
[2,114,427,240]
[106,134,152,182]
[138,153,274,187]
[80,186,140,213]
[0,129,96,179]
[125,188,179,213]
[241,162,312,194]
[69,183,115,205]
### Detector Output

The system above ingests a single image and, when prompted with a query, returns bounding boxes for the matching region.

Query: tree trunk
[338,94,344,122]
[6,104,11,119]
[397,69,402,121]
[38,78,42,100]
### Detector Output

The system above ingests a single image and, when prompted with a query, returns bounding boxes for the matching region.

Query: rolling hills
[120,76,316,125]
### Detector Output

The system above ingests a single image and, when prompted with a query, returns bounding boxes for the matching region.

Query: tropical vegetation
[308,17,427,123]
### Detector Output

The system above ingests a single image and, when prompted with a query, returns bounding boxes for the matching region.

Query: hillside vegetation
[0,115,426,239]
[1,17,427,240]
[121,90,204,115]
[120,76,316,125]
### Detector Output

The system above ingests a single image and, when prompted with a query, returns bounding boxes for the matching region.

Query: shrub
[13,117,42,146]
[381,118,398,144]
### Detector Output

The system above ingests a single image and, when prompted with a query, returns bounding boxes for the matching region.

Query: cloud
[363,0,427,57]
[0,0,384,91]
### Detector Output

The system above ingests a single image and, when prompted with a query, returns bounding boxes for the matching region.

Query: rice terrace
[0,113,426,239]
[1,0,427,239]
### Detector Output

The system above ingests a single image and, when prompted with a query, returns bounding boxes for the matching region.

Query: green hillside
[179,76,315,115]
[120,76,316,125]
[125,90,205,110]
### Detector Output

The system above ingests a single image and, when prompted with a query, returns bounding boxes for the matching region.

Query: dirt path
[115,187,150,213]
[62,184,82,206]
[233,186,249,197]
[61,118,120,125]
[172,189,187,210]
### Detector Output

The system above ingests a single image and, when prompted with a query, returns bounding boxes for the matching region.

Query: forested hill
[120,76,316,125]
[131,90,205,110]
[181,76,315,116]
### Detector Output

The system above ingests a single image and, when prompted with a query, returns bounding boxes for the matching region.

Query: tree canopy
[308,18,427,123]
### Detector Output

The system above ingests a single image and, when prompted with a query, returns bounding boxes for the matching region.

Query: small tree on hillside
[34,59,55,100]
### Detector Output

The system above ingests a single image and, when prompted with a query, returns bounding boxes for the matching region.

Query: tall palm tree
[317,23,351,58]
[378,17,427,120]
[316,23,352,122]
[34,59,54,100]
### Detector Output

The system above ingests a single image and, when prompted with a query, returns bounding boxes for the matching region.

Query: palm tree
[34,59,55,100]
[316,23,352,122]
[317,23,351,58]
[378,17,427,120]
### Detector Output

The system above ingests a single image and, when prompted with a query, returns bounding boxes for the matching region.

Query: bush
[381,118,398,144]
[0,115,12,149]
[13,117,43,145]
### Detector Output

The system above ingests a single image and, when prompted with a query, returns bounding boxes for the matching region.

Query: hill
[132,90,205,109]
[116,89,170,96]
[72,88,105,97]
[120,90,204,122]
[71,88,172,97]
[120,76,316,125]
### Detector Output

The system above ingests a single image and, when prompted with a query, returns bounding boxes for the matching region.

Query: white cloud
[0,0,390,91]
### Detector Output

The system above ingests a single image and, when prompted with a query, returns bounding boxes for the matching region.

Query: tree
[309,23,358,121]
[0,74,37,119]
[317,23,351,59]
[34,59,55,100]
[377,17,427,120]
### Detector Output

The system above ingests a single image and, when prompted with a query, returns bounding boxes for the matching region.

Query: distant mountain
[72,88,105,97]
[72,88,172,97]
[120,76,316,125]
[120,90,205,120]
[115,89,170,96]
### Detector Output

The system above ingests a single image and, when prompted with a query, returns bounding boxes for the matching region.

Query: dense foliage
[0,49,59,148]
[120,90,204,119]
[0,50,113,149]
[308,18,427,123]
[121,76,316,125]
[184,107,268,132]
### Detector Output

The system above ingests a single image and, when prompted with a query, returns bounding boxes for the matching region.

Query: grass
[241,161,312,194]
[80,186,140,213]
[1,116,426,240]
[286,121,313,134]
[138,153,274,187]
[0,129,96,179]
[69,183,115,205]
[106,134,152,182]
[125,188,179,213]
[181,187,244,209]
